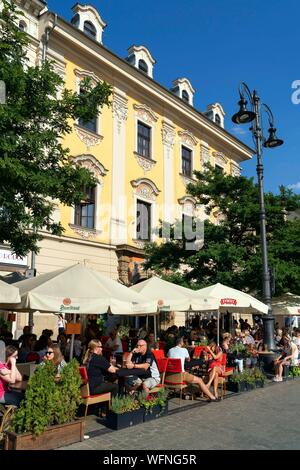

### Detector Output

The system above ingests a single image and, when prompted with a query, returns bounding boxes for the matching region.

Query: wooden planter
[5,419,85,450]
[106,408,144,430]
[143,401,168,423]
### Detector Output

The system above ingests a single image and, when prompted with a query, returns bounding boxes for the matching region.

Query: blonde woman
[83,340,118,397]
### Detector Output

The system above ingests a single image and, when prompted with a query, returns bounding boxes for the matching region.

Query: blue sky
[47,0,300,194]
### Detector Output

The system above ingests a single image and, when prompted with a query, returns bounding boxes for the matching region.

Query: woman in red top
[205,341,224,399]
[0,345,23,407]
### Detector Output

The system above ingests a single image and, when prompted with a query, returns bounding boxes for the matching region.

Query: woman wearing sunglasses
[43,344,66,375]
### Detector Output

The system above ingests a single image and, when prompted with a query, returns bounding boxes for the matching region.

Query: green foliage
[11,359,82,436]
[111,394,141,414]
[230,367,266,384]
[229,342,249,358]
[0,1,112,256]
[289,366,300,377]
[118,325,130,338]
[144,163,300,297]
[138,387,168,410]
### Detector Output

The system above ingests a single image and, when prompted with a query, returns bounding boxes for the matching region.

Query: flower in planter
[111,394,141,414]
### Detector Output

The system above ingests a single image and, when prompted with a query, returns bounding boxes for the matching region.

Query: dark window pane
[138,59,148,74]
[136,200,151,241]
[215,165,223,174]
[74,187,96,228]
[182,146,192,177]
[137,121,151,158]
[215,114,221,126]
[84,21,96,39]
[182,90,189,103]
[78,87,97,133]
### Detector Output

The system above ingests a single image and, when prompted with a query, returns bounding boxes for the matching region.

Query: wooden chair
[217,353,234,399]
[79,367,111,418]
[164,358,188,405]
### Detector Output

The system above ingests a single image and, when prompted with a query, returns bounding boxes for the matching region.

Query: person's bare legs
[192,376,216,400]
[213,371,220,398]
[206,367,217,389]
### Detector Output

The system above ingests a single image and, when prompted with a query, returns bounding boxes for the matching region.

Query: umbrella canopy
[130,275,201,311]
[193,283,268,314]
[5,264,157,315]
[0,279,20,304]
[272,292,300,316]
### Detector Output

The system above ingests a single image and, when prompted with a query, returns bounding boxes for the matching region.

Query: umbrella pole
[69,313,76,361]
[154,314,157,341]
[146,315,149,330]
[217,310,220,346]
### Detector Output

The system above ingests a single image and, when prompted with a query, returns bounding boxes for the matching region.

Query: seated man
[168,337,218,401]
[103,329,123,363]
[125,339,160,396]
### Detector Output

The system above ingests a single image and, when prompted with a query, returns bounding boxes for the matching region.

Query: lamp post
[232,82,284,351]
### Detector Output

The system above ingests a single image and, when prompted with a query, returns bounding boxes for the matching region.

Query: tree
[144,164,300,297]
[0,1,112,256]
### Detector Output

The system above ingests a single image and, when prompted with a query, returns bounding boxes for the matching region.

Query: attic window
[215,114,221,126]
[138,59,148,74]
[18,20,27,32]
[71,14,80,27]
[84,21,96,40]
[182,90,190,103]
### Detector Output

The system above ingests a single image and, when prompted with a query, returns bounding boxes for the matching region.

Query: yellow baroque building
[1,2,253,322]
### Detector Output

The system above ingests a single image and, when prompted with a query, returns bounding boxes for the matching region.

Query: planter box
[227,381,248,393]
[246,383,255,391]
[106,408,144,430]
[5,418,85,450]
[143,401,168,423]
[255,380,265,388]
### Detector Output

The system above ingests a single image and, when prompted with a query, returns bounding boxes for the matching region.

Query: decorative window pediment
[73,154,108,183]
[133,104,158,124]
[178,130,197,147]
[212,151,228,167]
[131,178,160,201]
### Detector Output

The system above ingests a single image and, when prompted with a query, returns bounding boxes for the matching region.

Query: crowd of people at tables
[1,314,300,410]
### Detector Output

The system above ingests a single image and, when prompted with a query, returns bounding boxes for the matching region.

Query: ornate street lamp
[232,82,284,351]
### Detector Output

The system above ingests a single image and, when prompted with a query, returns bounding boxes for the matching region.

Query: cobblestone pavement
[60,379,300,450]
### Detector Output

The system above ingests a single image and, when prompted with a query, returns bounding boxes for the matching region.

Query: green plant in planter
[230,372,244,383]
[251,367,266,383]
[138,387,168,410]
[289,366,300,377]
[111,394,141,414]
[11,359,82,436]
[229,343,249,359]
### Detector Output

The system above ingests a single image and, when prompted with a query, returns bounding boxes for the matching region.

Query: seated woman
[205,341,224,399]
[42,344,67,375]
[0,345,24,407]
[82,339,118,397]
[273,335,299,382]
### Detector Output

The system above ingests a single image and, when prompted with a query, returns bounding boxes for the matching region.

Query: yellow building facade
[1,2,254,333]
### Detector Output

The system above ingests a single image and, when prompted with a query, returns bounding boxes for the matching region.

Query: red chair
[149,357,169,394]
[25,352,40,363]
[79,366,111,418]
[152,349,165,360]
[158,341,166,351]
[121,340,128,352]
[164,358,188,405]
[193,346,206,359]
[217,353,234,399]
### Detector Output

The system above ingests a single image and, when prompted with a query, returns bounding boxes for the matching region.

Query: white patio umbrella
[130,275,204,339]
[193,283,268,344]
[7,264,157,359]
[0,279,20,304]
[272,292,300,316]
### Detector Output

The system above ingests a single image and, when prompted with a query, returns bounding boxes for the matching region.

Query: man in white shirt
[167,337,218,401]
[104,329,123,355]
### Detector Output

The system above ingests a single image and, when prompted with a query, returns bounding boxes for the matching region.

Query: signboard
[0,249,28,266]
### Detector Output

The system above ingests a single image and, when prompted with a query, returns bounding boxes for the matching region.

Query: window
[136,200,151,241]
[182,146,192,177]
[74,186,96,229]
[138,59,148,74]
[182,214,196,243]
[215,164,223,174]
[215,114,221,126]
[71,14,80,27]
[83,21,96,40]
[182,90,190,103]
[18,21,27,32]
[137,121,151,158]
[78,87,97,133]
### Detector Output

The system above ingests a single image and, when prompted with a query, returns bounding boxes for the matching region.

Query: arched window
[18,21,27,32]
[182,90,190,103]
[215,114,221,126]
[138,59,148,74]
[83,21,96,40]
[78,87,97,133]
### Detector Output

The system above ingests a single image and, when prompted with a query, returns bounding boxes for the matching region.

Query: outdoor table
[116,367,150,395]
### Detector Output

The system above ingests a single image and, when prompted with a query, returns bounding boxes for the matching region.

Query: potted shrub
[252,367,266,388]
[105,394,144,430]
[139,388,168,422]
[227,371,248,393]
[5,360,84,450]
[243,368,256,390]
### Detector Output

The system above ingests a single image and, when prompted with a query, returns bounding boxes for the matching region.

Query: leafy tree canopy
[144,164,300,297]
[0,1,112,256]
